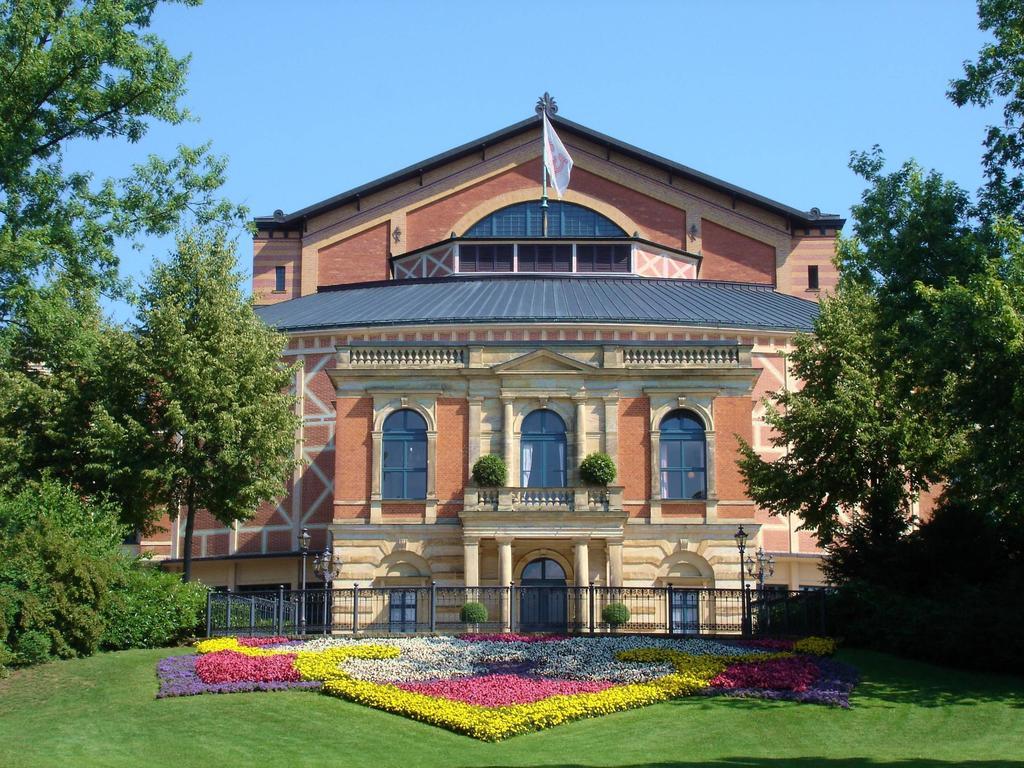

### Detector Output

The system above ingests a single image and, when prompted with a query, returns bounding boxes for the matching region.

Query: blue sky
[66,0,994,321]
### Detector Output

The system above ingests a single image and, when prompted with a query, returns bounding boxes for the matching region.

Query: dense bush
[101,565,207,650]
[601,602,631,627]
[579,453,616,486]
[460,602,489,624]
[0,480,207,671]
[827,580,1024,674]
[0,481,123,665]
[471,455,507,487]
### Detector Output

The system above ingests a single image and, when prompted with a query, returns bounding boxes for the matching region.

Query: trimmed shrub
[471,455,507,487]
[101,565,207,650]
[579,452,616,486]
[460,602,489,624]
[602,602,631,627]
[13,630,51,665]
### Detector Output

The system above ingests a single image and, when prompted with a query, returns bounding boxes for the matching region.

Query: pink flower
[397,674,615,706]
[711,657,819,692]
[195,650,300,684]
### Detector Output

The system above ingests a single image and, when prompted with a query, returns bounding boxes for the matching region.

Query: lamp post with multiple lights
[313,545,342,634]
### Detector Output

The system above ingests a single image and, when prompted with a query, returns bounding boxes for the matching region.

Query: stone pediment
[490,349,599,374]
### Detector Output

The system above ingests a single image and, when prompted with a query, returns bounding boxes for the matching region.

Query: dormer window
[465,201,626,238]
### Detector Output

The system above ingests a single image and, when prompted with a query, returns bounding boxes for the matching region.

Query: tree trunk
[182,483,196,582]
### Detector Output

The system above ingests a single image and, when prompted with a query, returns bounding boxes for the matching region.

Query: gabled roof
[254,114,845,232]
[254,274,819,333]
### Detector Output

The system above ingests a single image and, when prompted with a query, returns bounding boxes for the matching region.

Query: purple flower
[155,655,320,699]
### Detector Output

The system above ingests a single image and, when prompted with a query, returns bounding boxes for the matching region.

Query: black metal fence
[206,585,827,638]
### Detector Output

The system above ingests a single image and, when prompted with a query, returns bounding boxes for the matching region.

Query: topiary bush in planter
[472,454,507,487]
[602,602,631,628]
[580,452,616,486]
[460,601,489,624]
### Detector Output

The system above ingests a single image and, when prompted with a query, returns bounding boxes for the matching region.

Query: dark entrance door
[519,558,568,632]
[388,589,417,633]
[670,589,700,634]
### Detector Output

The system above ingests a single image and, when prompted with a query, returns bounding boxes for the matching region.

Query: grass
[0,647,1021,768]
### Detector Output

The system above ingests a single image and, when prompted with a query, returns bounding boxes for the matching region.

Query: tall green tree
[125,227,300,580]
[949,0,1024,221]
[0,0,245,323]
[737,279,945,582]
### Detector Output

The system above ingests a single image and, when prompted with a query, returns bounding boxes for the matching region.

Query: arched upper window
[659,410,707,500]
[521,409,567,488]
[521,557,566,582]
[382,410,427,500]
[464,201,626,238]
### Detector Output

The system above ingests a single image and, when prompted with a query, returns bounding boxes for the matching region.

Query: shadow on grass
[470,762,1024,768]
[837,650,1024,709]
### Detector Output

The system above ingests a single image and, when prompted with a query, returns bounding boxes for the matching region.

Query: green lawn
[0,646,1021,768]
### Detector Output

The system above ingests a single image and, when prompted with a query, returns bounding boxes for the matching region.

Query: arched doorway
[519,557,567,632]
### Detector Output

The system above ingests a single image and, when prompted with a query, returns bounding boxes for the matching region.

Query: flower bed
[156,635,856,738]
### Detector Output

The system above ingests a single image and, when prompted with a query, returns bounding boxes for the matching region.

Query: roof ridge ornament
[535,92,558,118]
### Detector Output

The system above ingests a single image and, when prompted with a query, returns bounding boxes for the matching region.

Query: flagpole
[541,116,549,237]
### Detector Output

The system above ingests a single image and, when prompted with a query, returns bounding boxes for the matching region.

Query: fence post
[249,596,256,637]
[352,583,359,634]
[226,589,233,631]
[205,590,213,637]
[589,583,596,634]
[429,582,437,633]
[743,584,752,637]
[667,585,674,637]
[323,582,330,635]
[277,585,284,636]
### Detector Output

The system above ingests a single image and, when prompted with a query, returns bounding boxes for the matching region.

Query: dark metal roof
[255,275,819,333]
[254,114,845,232]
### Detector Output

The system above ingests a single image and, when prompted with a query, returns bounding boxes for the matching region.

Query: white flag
[542,112,573,198]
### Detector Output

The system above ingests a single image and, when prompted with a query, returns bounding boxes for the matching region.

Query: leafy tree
[125,227,300,580]
[949,0,1024,220]
[737,280,944,582]
[0,0,244,323]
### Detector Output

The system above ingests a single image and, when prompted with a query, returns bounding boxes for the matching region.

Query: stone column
[467,396,483,467]
[497,536,514,631]
[573,538,590,587]
[574,393,587,483]
[463,537,480,588]
[607,538,624,587]
[502,398,515,485]
[603,393,619,469]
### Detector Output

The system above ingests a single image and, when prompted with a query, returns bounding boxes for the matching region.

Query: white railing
[348,347,466,368]
[511,488,575,510]
[622,346,740,367]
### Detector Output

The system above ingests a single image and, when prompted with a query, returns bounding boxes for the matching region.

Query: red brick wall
[618,397,650,518]
[335,397,373,520]
[318,222,390,286]
[783,234,838,300]
[701,219,776,284]
[436,398,468,518]
[406,159,686,252]
[252,236,301,304]
[713,396,754,500]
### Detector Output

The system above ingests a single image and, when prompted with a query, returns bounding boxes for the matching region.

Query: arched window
[521,557,566,583]
[464,201,626,238]
[521,409,566,487]
[659,410,707,500]
[382,410,427,499]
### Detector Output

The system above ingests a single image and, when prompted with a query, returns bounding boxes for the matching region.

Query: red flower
[195,650,300,684]
[711,657,819,692]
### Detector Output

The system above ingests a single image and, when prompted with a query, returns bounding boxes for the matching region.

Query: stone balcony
[462,485,624,514]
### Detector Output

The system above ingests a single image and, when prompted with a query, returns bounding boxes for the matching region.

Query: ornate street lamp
[313,545,343,635]
[299,527,311,635]
[745,547,776,593]
[734,526,750,635]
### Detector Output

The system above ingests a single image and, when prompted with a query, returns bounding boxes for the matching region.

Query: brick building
[154,105,846,611]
